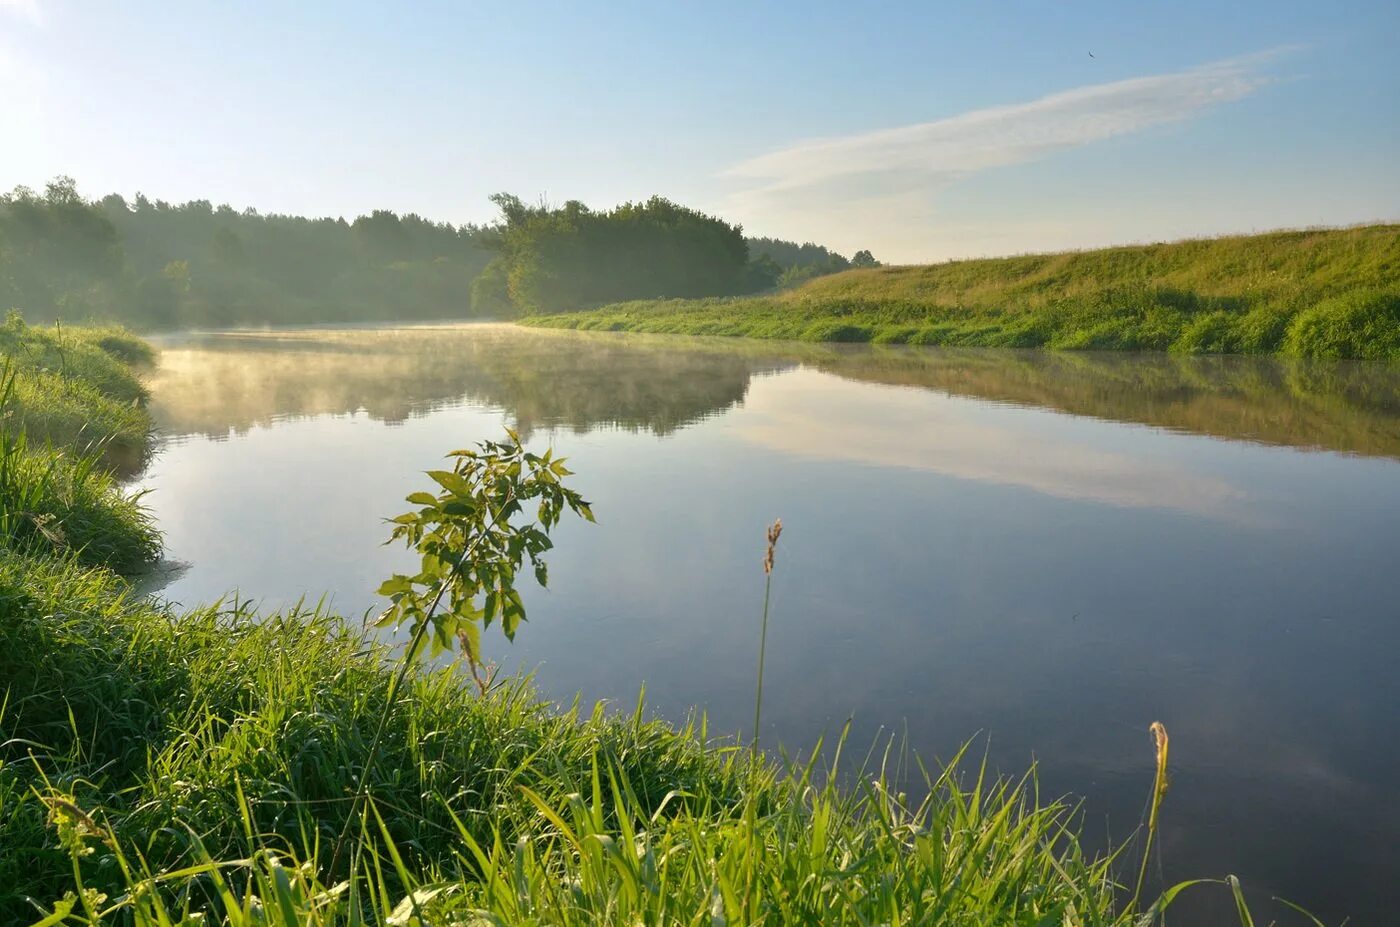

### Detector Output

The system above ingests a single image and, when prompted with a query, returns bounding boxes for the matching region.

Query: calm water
[135,324,1400,925]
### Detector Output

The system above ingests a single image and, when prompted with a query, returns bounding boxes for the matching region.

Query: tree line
[0,177,877,329]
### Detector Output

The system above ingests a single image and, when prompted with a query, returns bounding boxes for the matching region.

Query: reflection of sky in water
[135,326,1400,926]
[734,371,1247,517]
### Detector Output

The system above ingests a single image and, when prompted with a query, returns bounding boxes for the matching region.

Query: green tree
[489,193,753,314]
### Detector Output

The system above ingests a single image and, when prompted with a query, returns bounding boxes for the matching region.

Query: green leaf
[501,588,526,640]
[405,491,438,506]
[426,469,471,495]
[377,575,414,596]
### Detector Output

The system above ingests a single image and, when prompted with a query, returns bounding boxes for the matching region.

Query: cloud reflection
[734,370,1246,516]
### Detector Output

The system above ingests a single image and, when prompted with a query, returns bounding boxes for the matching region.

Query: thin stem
[744,546,778,924]
[1131,722,1170,913]
[329,493,512,874]
[328,612,430,875]
[751,571,773,755]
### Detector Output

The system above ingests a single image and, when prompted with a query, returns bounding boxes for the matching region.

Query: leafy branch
[374,427,593,689]
[331,428,592,872]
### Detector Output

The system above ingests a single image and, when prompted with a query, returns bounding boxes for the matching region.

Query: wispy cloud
[0,0,41,25]
[724,50,1291,210]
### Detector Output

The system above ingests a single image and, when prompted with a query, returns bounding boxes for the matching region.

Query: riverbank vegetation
[526,224,1400,360]
[5,546,1196,926]
[1,322,1317,924]
[0,316,159,572]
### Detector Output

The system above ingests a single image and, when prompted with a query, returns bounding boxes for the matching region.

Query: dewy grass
[0,313,154,471]
[0,313,151,405]
[524,224,1400,360]
[0,427,159,572]
[7,365,150,469]
[0,364,159,573]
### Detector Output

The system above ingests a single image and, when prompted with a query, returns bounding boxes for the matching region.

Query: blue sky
[2,0,1396,262]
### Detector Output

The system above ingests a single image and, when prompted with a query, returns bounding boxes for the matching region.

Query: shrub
[1283,290,1400,361]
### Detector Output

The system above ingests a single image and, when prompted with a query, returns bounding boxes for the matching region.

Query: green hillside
[526,224,1400,359]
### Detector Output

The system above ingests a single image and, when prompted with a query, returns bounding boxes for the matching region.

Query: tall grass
[525,224,1400,359]
[0,313,151,404]
[0,313,153,471]
[0,366,158,572]
[33,743,1146,925]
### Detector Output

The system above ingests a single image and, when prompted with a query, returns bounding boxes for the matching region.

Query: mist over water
[136,323,1400,925]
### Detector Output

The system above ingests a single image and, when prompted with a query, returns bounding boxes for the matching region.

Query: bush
[1173,311,1242,355]
[0,433,159,573]
[1283,290,1400,361]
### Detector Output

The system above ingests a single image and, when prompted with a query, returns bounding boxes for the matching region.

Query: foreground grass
[0,548,746,922]
[526,224,1400,359]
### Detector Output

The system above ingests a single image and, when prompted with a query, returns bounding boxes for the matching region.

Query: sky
[1,0,1397,263]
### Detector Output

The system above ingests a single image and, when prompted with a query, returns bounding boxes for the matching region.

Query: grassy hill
[525,224,1400,360]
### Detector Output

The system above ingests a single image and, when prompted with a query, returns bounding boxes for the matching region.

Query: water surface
[136,324,1400,925]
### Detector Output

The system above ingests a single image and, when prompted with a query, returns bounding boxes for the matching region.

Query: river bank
[525,225,1400,360]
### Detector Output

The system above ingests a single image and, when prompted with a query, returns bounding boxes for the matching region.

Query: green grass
[0,425,159,573]
[0,315,160,572]
[0,313,154,470]
[0,548,747,922]
[525,224,1400,359]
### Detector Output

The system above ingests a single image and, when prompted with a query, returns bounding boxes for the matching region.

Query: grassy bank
[0,313,155,471]
[1,323,1314,924]
[525,224,1400,359]
[0,315,159,570]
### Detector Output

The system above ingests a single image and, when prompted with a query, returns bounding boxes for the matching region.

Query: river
[134,323,1400,925]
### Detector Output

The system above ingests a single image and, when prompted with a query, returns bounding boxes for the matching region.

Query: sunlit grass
[526,224,1400,359]
[0,358,158,572]
[0,313,153,470]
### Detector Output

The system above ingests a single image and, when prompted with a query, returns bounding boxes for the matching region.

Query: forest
[0,178,868,329]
